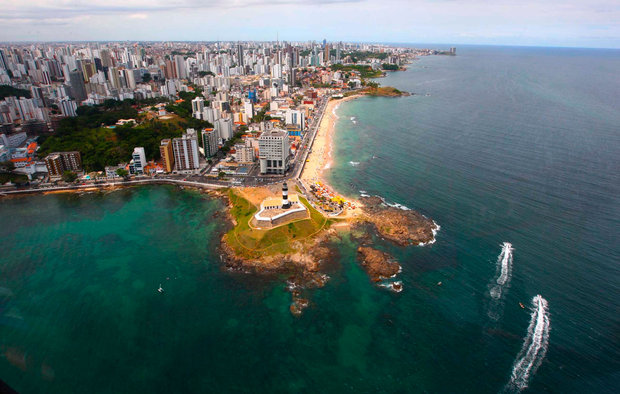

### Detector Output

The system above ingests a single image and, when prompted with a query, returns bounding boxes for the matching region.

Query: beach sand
[300,95,363,218]
[301,95,359,186]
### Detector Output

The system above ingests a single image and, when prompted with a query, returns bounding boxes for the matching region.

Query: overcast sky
[0,0,618,48]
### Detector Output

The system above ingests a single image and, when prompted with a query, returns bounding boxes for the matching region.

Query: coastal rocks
[356,246,401,281]
[290,297,309,317]
[360,196,436,246]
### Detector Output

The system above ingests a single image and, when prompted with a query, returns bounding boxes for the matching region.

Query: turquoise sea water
[1,46,619,393]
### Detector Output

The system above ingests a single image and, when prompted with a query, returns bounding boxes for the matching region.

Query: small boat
[519,302,525,309]
[437,281,442,286]
[158,284,164,293]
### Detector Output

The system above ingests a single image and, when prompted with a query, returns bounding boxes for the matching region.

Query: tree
[142,73,152,83]
[62,171,78,183]
[116,168,129,178]
[0,161,15,172]
[218,171,225,179]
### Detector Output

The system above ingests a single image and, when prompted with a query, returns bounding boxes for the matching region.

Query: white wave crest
[378,281,403,293]
[332,104,340,118]
[490,242,514,300]
[418,221,441,246]
[505,295,551,392]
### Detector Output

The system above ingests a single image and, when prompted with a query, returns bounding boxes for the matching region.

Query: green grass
[224,190,330,259]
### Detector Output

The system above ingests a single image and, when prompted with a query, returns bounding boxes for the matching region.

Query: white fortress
[253,182,308,228]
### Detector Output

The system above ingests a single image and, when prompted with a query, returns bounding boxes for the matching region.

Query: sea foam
[504,295,550,392]
[490,242,514,300]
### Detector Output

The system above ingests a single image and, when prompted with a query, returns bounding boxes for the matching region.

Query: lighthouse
[282,182,291,209]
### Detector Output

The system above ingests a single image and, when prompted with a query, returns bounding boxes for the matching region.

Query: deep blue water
[0,46,619,393]
[328,46,620,392]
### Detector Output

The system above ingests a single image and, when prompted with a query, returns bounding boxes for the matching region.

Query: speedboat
[158,284,164,293]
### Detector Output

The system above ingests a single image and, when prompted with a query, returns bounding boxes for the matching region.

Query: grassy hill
[224,190,330,259]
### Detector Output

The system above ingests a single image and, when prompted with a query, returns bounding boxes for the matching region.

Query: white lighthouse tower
[282,182,291,209]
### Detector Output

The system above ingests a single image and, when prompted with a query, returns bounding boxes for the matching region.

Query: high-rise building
[68,70,87,102]
[191,97,205,119]
[258,129,290,174]
[234,140,255,163]
[131,147,147,174]
[159,139,174,173]
[237,43,244,74]
[201,128,219,158]
[59,98,77,117]
[216,118,233,141]
[324,43,330,65]
[172,129,200,171]
[285,109,305,131]
[174,55,187,79]
[44,151,82,178]
[243,100,254,120]
[336,42,341,63]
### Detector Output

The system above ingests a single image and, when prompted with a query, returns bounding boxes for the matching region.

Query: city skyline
[0,0,618,49]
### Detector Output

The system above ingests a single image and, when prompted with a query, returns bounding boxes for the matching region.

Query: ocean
[1,46,619,393]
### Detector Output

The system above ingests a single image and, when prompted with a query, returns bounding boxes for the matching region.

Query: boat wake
[504,295,550,393]
[489,242,514,300]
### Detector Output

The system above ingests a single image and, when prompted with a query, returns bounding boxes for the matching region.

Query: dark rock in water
[290,297,309,317]
[356,246,401,281]
[360,196,436,246]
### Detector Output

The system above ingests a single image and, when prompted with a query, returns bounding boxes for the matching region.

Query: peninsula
[0,40,442,315]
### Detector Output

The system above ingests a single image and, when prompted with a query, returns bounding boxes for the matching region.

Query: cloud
[128,13,148,19]
[0,0,365,22]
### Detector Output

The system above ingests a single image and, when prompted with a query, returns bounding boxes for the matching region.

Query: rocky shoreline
[359,196,438,246]
[218,190,438,315]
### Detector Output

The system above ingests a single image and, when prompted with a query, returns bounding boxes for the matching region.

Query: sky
[0,0,618,48]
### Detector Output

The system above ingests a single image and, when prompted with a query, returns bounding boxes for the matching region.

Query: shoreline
[300,94,364,217]
[301,94,362,187]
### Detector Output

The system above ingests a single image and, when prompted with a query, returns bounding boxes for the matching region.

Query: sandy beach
[300,94,363,217]
[301,94,360,187]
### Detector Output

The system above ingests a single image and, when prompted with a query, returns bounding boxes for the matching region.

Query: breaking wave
[504,295,551,392]
[490,242,514,300]
[332,104,340,118]
[418,221,441,246]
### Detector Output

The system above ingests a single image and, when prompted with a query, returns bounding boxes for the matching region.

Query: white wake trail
[505,295,551,392]
[490,242,514,300]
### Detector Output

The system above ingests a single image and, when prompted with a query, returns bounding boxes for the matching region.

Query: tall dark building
[68,70,87,102]
[237,43,244,74]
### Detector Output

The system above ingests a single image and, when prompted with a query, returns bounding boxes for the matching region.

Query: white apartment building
[131,147,147,174]
[258,129,290,175]
[173,129,200,172]
[234,140,255,163]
